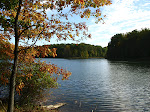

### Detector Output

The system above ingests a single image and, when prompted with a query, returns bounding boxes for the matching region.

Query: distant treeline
[107,28,150,60]
[43,43,107,58]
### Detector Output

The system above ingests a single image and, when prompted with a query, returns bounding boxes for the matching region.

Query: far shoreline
[106,57,150,62]
[36,57,105,59]
[36,57,150,62]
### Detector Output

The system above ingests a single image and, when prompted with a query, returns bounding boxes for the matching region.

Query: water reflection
[40,58,150,112]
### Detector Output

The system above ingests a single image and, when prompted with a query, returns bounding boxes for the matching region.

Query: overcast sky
[46,0,150,47]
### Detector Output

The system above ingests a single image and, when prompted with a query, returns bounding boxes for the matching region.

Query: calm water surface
[41,58,150,112]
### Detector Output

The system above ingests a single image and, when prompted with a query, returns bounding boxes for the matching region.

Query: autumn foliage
[0,0,112,110]
[0,38,71,95]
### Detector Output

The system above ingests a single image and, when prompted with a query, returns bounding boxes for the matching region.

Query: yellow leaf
[69,34,72,38]
[36,4,38,10]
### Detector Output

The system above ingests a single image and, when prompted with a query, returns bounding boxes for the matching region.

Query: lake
[40,58,150,112]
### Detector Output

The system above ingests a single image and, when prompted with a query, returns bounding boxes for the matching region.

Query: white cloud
[86,0,150,47]
[43,0,150,47]
[142,3,150,7]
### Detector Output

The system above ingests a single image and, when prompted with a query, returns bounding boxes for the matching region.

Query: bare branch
[18,24,41,37]
[18,30,43,53]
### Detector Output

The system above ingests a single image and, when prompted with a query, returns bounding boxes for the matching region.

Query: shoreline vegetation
[107,28,150,61]
[35,28,150,61]
[35,43,107,59]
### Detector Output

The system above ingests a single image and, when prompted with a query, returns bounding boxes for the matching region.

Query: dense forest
[40,43,107,58]
[107,28,150,60]
[36,28,150,60]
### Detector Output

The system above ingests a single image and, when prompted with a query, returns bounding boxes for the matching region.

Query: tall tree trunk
[7,38,19,112]
[7,0,22,112]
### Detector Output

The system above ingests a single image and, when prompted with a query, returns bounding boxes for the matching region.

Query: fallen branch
[42,103,66,110]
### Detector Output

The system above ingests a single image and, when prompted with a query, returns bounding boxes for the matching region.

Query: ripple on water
[41,58,150,112]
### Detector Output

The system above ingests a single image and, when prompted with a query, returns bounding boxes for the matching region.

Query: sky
[9,0,150,47]
[46,0,150,47]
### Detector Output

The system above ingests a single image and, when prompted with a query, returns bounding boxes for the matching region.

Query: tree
[44,43,105,58]
[107,28,150,60]
[0,0,112,111]
[64,45,71,58]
